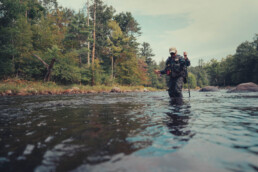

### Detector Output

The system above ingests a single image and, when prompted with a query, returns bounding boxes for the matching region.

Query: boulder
[17,92,27,96]
[227,82,258,93]
[5,90,12,95]
[124,90,132,93]
[87,90,97,93]
[199,86,219,92]
[111,87,121,93]
[72,87,80,90]
[143,88,149,92]
[63,89,73,94]
[72,87,80,92]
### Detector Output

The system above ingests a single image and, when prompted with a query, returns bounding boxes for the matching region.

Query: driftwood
[33,54,56,82]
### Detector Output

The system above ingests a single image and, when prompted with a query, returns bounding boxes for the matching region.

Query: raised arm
[183,52,190,66]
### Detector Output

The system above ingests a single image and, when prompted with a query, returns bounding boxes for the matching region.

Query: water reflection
[166,98,195,149]
[0,92,258,172]
[0,100,143,172]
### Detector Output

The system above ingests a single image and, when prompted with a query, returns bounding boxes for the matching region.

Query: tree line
[187,34,258,88]
[0,0,257,88]
[0,0,167,88]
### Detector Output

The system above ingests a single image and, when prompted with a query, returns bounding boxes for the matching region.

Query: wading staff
[186,67,191,97]
[184,51,190,98]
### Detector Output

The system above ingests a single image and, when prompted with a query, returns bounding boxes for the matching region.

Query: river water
[0,91,257,172]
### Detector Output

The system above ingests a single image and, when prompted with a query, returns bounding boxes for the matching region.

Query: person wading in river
[154,47,190,98]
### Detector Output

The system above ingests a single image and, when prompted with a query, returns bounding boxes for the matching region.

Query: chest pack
[166,57,185,77]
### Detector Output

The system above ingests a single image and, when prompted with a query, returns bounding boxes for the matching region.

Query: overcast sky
[57,0,258,66]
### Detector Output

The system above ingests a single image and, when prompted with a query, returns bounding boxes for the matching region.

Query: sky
[57,0,258,66]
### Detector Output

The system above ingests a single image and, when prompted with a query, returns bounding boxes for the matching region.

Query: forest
[0,0,257,89]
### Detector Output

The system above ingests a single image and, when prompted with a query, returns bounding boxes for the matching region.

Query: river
[0,91,257,172]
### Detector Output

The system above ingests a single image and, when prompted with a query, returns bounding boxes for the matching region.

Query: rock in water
[143,88,149,92]
[111,87,121,93]
[5,90,12,95]
[72,87,80,91]
[199,86,219,92]
[227,82,258,93]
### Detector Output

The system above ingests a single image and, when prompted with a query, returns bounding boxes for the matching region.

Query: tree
[107,20,126,80]
[204,59,220,86]
[89,0,115,62]
[184,72,197,89]
[114,12,141,37]
[139,42,160,87]
[140,42,155,66]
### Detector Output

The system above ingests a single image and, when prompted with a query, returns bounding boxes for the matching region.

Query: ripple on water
[0,91,257,172]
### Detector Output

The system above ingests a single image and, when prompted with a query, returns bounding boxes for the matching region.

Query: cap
[169,47,177,53]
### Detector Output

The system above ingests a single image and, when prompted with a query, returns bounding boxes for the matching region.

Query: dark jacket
[160,55,190,78]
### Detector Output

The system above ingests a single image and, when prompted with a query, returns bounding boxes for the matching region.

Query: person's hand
[183,52,188,59]
[154,70,160,75]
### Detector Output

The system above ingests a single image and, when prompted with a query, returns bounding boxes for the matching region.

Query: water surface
[0,91,257,172]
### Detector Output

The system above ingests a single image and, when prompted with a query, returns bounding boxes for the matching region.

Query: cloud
[116,0,258,64]
[57,0,258,65]
[164,0,258,60]
[57,0,85,11]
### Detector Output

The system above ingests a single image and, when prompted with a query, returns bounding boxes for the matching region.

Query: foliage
[200,35,258,86]
[0,0,256,89]
[184,72,197,89]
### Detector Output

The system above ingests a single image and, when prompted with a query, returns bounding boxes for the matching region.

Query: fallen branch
[33,54,49,68]
[33,54,56,82]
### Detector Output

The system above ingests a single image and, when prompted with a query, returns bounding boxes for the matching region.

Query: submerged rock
[199,86,219,92]
[111,87,121,93]
[227,82,258,93]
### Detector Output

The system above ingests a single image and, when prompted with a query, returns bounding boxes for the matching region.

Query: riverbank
[0,79,162,96]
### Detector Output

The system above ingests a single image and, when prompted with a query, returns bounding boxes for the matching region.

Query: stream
[0,91,257,172]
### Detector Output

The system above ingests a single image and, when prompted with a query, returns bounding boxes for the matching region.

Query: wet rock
[111,87,121,93]
[62,87,81,94]
[199,86,219,92]
[81,90,88,94]
[5,90,12,95]
[88,90,97,93]
[143,88,149,92]
[227,82,258,93]
[101,91,109,93]
[47,91,53,95]
[72,87,80,93]
[32,90,38,95]
[17,92,27,96]
[63,89,73,94]
[1,93,6,96]
[72,87,80,90]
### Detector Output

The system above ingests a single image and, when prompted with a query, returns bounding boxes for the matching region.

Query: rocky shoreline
[0,87,157,96]
[1,79,257,97]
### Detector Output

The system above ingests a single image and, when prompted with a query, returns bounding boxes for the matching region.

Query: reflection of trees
[55,103,144,165]
[0,102,144,172]
[166,98,195,148]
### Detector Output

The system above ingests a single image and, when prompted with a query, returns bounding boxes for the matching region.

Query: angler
[154,47,190,98]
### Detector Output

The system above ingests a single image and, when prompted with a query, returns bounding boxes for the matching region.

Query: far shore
[0,79,238,97]
[0,79,164,96]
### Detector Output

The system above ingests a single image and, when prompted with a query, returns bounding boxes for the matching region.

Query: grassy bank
[0,79,161,96]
